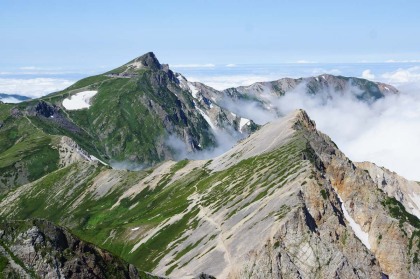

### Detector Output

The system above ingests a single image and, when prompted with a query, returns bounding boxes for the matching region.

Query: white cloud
[170,63,216,68]
[0,78,74,98]
[310,68,341,76]
[380,66,420,84]
[385,59,420,63]
[225,64,236,67]
[361,69,375,80]
[267,81,420,181]
[0,97,22,103]
[19,66,39,70]
[201,68,420,181]
[296,60,316,64]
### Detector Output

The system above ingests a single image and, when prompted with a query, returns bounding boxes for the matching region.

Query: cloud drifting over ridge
[274,83,420,181]
[179,64,420,181]
[217,75,420,181]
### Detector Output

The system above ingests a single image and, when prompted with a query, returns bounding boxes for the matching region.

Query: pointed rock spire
[129,52,162,70]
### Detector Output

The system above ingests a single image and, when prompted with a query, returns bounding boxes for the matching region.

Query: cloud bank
[275,83,420,181]
[183,65,420,181]
[0,78,74,98]
[216,72,420,181]
[166,128,241,161]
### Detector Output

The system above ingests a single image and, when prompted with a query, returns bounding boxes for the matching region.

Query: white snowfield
[62,90,98,110]
[338,195,371,250]
[239,117,250,131]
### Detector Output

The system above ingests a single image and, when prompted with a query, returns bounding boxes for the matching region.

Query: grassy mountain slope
[0,104,60,194]
[1,110,419,278]
[1,53,254,174]
[11,53,216,165]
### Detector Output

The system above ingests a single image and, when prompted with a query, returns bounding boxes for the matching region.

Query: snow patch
[176,74,189,90]
[409,193,420,219]
[176,74,200,99]
[90,155,108,166]
[239,117,250,131]
[188,82,199,98]
[62,91,97,110]
[197,107,216,130]
[129,61,144,69]
[338,195,371,250]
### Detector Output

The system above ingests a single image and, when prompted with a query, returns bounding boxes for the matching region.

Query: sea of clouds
[0,77,74,99]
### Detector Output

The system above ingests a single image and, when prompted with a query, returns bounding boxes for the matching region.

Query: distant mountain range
[0,93,31,103]
[0,52,418,279]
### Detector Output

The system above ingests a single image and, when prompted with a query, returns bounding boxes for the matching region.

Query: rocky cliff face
[0,219,160,279]
[1,110,418,278]
[356,161,420,220]
[300,111,420,279]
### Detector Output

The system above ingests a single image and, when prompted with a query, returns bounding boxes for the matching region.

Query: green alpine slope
[1,110,419,278]
[0,102,60,194]
[7,53,217,166]
[0,52,253,193]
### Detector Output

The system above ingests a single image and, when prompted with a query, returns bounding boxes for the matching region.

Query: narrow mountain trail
[191,185,233,269]
[24,115,43,134]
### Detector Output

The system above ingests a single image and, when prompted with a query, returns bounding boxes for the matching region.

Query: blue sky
[1,0,420,71]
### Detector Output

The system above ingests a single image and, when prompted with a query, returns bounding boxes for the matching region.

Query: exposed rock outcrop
[356,161,420,221]
[0,219,160,279]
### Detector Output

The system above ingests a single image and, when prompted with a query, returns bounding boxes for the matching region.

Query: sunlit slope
[1,52,254,173]
[2,110,419,278]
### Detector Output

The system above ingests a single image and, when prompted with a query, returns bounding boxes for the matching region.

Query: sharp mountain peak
[127,51,162,70]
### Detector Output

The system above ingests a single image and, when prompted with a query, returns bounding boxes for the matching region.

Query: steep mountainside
[0,53,259,192]
[0,219,160,278]
[5,53,255,169]
[1,110,419,278]
[356,161,420,222]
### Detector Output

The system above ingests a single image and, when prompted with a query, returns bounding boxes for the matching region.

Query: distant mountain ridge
[0,93,31,103]
[226,74,398,100]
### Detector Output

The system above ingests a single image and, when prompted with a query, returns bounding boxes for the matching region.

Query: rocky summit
[0,52,419,279]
